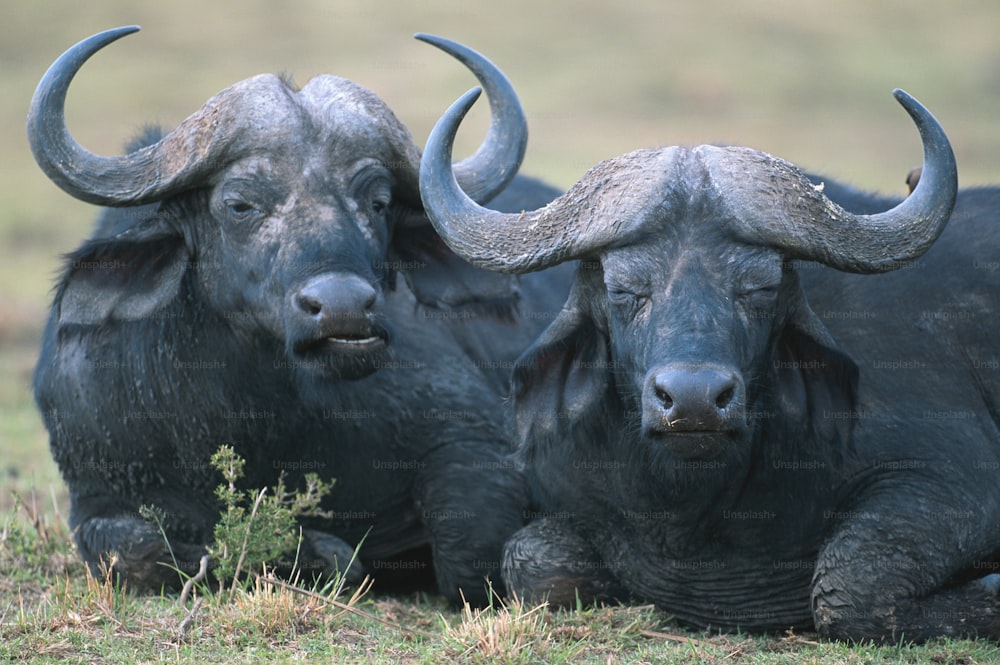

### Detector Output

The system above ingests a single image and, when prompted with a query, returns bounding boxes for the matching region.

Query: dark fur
[35,116,571,605]
[501,174,1000,641]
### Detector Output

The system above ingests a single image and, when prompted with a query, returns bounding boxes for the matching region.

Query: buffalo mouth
[290,328,390,379]
[643,429,739,460]
[309,333,387,351]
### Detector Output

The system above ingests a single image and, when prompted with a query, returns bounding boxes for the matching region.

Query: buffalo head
[419,88,957,463]
[29,27,529,380]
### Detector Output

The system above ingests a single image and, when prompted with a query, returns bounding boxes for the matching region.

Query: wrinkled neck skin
[527,303,847,630]
[541,356,840,536]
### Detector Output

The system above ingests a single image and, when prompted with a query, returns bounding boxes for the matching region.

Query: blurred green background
[2,1,999,509]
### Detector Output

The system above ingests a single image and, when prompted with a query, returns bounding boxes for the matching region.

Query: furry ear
[773,279,859,445]
[390,225,522,318]
[56,207,189,326]
[511,282,611,461]
[391,173,562,318]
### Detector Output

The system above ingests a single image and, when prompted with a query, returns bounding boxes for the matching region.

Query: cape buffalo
[419,87,1000,641]
[30,27,569,604]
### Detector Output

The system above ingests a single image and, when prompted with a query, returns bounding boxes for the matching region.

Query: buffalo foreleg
[300,529,366,584]
[502,516,627,607]
[74,515,209,591]
[77,515,367,591]
[415,447,530,606]
[812,482,1000,642]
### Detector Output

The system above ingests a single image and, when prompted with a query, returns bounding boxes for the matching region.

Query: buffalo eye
[369,195,390,217]
[223,198,262,223]
[364,181,392,218]
[740,284,779,301]
[735,256,783,313]
[737,283,780,319]
[607,286,648,312]
[607,287,632,304]
[351,165,393,221]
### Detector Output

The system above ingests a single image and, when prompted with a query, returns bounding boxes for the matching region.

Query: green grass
[3,1,1000,662]
[3,508,1000,664]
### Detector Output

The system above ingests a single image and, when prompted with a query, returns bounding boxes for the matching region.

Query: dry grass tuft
[440,590,577,664]
[207,570,329,642]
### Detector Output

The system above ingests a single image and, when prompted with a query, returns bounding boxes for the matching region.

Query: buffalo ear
[57,206,189,325]
[773,284,859,444]
[512,283,610,461]
[390,224,522,318]
[391,173,562,318]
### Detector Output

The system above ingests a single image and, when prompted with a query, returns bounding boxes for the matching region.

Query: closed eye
[738,284,780,313]
[742,285,779,298]
[608,288,633,302]
[607,287,648,307]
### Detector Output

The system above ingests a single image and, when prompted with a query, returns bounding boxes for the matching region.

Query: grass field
[3,1,1000,662]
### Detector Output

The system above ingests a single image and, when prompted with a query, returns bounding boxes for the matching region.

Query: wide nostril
[654,385,674,409]
[295,275,377,319]
[359,287,377,311]
[647,366,743,431]
[714,385,736,410]
[297,294,323,317]
[290,274,381,347]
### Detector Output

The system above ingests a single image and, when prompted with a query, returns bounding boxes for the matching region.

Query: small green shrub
[208,445,333,585]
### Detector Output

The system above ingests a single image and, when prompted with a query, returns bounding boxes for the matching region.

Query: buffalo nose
[645,365,743,432]
[293,274,377,339]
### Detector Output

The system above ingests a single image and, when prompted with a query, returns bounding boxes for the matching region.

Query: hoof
[303,529,366,584]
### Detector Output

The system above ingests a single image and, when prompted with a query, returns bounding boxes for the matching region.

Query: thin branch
[12,490,48,543]
[49,484,63,525]
[177,597,203,637]
[179,554,210,607]
[230,488,267,595]
[639,628,715,648]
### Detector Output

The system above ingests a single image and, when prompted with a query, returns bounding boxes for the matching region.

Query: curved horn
[27,26,285,207]
[28,27,153,205]
[421,88,957,275]
[709,89,957,273]
[414,34,527,203]
[420,88,680,273]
